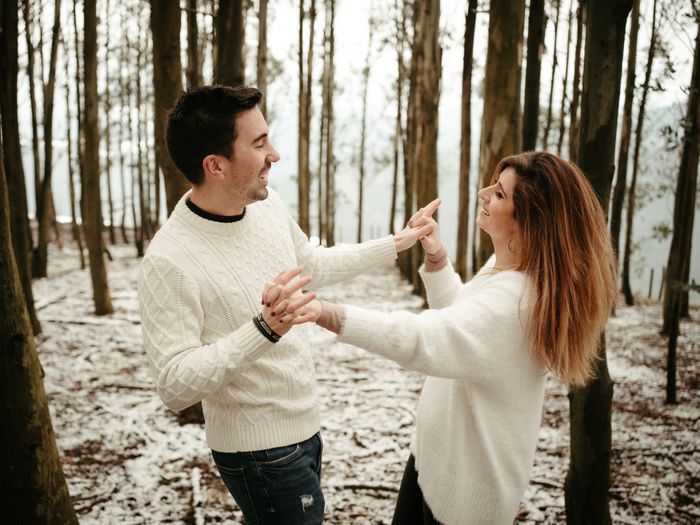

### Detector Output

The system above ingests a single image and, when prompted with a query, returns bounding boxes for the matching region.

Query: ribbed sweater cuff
[231,320,275,369]
[372,235,399,263]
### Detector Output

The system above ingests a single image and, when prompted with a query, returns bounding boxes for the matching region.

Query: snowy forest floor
[32,241,699,524]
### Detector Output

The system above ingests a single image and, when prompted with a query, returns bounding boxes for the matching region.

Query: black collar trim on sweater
[186,198,246,223]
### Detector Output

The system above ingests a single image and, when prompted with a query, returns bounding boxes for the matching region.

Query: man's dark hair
[166,85,262,185]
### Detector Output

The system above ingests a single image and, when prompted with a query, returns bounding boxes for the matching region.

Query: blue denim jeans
[211,432,325,524]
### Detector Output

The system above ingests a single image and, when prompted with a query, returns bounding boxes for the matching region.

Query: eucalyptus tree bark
[0,129,78,525]
[568,1,585,162]
[556,6,573,154]
[565,1,632,523]
[323,0,336,247]
[455,0,478,281]
[187,0,201,89]
[610,0,640,261]
[662,14,700,340]
[257,0,268,116]
[298,0,316,236]
[477,0,525,268]
[72,0,85,191]
[0,0,41,336]
[83,0,114,315]
[118,4,129,243]
[542,0,561,149]
[62,37,85,269]
[20,0,42,211]
[357,14,376,243]
[215,0,245,86]
[522,0,546,151]
[136,22,148,255]
[389,0,409,236]
[621,0,657,307]
[150,0,189,216]
[33,0,62,278]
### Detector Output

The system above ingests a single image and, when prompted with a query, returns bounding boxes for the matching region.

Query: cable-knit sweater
[338,258,547,525]
[138,188,397,453]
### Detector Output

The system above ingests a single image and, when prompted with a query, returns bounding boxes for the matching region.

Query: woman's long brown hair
[493,152,617,387]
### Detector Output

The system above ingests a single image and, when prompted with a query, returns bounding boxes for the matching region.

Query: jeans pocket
[256,443,303,469]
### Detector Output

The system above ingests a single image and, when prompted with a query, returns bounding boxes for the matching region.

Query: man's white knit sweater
[138,188,396,453]
[338,258,547,525]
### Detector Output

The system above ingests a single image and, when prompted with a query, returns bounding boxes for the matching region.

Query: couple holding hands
[138,85,616,525]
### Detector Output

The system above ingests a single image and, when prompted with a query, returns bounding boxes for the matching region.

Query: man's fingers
[276,267,303,286]
[416,223,434,238]
[287,291,316,313]
[422,198,442,218]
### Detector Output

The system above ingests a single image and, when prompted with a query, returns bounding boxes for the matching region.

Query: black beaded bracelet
[253,313,281,343]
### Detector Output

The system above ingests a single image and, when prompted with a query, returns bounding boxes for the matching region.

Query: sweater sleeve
[337,274,529,381]
[286,210,398,289]
[419,260,463,309]
[138,253,274,412]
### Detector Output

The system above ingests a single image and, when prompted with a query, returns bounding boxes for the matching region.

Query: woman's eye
[495,191,503,199]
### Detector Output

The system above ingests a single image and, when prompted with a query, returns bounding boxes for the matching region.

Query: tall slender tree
[102,0,116,245]
[477,0,525,267]
[187,0,201,89]
[568,0,585,162]
[542,0,561,149]
[662,10,700,340]
[83,0,114,315]
[455,0,478,280]
[323,0,336,246]
[610,0,640,261]
[34,0,62,278]
[0,123,78,525]
[298,0,316,235]
[357,9,377,243]
[565,1,633,523]
[150,0,189,215]
[556,4,573,154]
[257,0,269,116]
[0,0,41,335]
[522,0,546,151]
[621,0,658,306]
[215,0,245,86]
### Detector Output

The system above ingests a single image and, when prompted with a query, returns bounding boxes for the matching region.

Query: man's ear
[202,154,225,181]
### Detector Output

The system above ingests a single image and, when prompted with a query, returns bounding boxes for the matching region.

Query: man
[138,85,435,524]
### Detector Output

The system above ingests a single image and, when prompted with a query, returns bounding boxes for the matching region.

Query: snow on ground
[32,242,699,524]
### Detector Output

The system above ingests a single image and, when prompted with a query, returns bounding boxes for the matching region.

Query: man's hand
[393,198,442,253]
[261,268,318,336]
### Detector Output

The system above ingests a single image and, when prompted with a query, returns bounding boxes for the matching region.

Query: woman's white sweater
[338,258,547,525]
[138,188,397,453]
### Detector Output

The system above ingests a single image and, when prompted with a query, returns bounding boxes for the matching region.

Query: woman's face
[476,167,519,244]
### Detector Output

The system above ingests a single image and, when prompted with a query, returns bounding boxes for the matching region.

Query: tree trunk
[0,127,78,525]
[568,1,585,162]
[150,0,189,216]
[389,0,408,236]
[323,0,336,247]
[621,0,657,307]
[455,0,478,281]
[63,36,86,269]
[317,57,326,243]
[297,0,315,236]
[357,14,375,243]
[542,0,561,150]
[83,0,114,315]
[662,15,700,339]
[103,0,116,246]
[477,0,525,268]
[119,4,129,244]
[187,0,200,89]
[556,5,573,154]
[0,0,41,336]
[609,0,640,262]
[20,0,42,220]
[522,0,546,152]
[565,1,632,523]
[215,0,245,86]
[34,0,62,278]
[257,0,268,116]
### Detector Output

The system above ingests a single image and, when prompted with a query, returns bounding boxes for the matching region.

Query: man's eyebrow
[251,132,268,144]
[498,181,507,198]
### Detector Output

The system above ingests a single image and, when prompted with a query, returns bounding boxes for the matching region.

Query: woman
[266,152,617,525]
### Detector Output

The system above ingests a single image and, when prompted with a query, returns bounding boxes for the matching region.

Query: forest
[0,0,698,523]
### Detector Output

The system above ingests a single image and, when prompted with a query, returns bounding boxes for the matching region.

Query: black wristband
[253,313,281,343]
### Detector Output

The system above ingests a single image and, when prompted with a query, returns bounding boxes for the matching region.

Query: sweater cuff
[230,320,275,369]
[372,234,399,263]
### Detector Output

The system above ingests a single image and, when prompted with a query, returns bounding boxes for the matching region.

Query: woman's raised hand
[394,198,442,252]
[261,268,318,336]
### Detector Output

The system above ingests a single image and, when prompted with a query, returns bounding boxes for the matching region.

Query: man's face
[220,107,280,208]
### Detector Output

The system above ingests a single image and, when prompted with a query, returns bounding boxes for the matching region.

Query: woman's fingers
[262,268,307,306]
